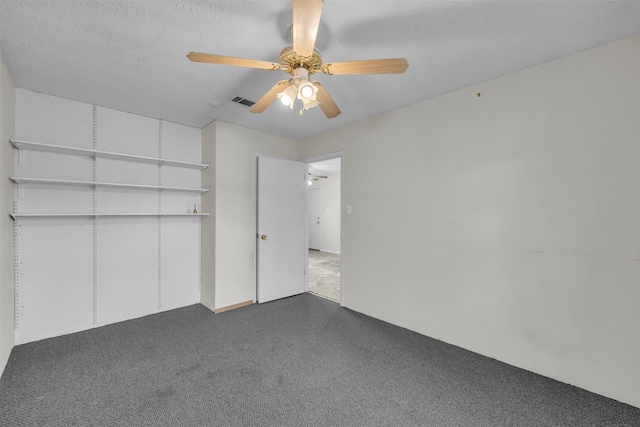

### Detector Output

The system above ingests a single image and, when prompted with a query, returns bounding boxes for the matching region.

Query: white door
[308,188,321,250]
[257,156,307,303]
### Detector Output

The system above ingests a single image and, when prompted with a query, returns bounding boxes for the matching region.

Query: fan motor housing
[279,46,323,75]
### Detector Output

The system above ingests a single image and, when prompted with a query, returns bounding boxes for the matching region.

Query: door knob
[261,234,268,240]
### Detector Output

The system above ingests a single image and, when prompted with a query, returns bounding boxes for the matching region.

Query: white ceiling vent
[230,96,255,107]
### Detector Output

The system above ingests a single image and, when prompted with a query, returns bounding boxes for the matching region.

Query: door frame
[253,151,344,306]
[304,151,344,306]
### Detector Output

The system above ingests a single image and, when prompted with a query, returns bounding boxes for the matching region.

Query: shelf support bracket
[16,145,25,166]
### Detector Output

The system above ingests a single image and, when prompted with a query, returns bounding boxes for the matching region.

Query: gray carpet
[1,293,638,426]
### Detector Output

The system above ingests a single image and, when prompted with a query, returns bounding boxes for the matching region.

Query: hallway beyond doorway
[307,250,340,302]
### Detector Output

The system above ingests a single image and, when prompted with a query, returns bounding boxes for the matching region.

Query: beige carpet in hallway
[308,250,340,302]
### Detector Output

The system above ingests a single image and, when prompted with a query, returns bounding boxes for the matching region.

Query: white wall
[201,121,297,310]
[309,174,340,254]
[297,35,640,407]
[13,90,203,344]
[0,53,15,375]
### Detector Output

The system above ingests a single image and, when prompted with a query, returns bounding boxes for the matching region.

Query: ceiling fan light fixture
[298,81,317,101]
[277,85,298,109]
[292,68,317,101]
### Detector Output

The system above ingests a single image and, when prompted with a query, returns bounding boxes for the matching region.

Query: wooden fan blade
[314,82,341,119]
[249,81,291,114]
[292,0,324,57]
[187,52,280,71]
[322,58,409,75]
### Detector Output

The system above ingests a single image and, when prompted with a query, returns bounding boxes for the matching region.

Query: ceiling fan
[308,173,328,181]
[187,0,409,118]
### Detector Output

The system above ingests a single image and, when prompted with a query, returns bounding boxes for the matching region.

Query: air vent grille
[231,96,255,107]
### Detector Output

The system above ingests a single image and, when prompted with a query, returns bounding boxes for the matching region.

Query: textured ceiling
[1,1,639,139]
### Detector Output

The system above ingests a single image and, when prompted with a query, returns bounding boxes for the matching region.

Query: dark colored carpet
[1,293,638,426]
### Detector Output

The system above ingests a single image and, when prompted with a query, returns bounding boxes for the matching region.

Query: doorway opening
[307,157,341,303]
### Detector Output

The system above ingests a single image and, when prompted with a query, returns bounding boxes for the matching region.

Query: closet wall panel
[13,90,204,344]
[15,219,94,344]
[15,89,93,148]
[160,218,200,311]
[96,219,158,327]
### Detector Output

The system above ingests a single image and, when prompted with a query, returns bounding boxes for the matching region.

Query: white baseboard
[320,249,341,255]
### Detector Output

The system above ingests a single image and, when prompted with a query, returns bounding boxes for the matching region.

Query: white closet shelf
[10,213,210,220]
[10,139,209,170]
[10,177,209,193]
